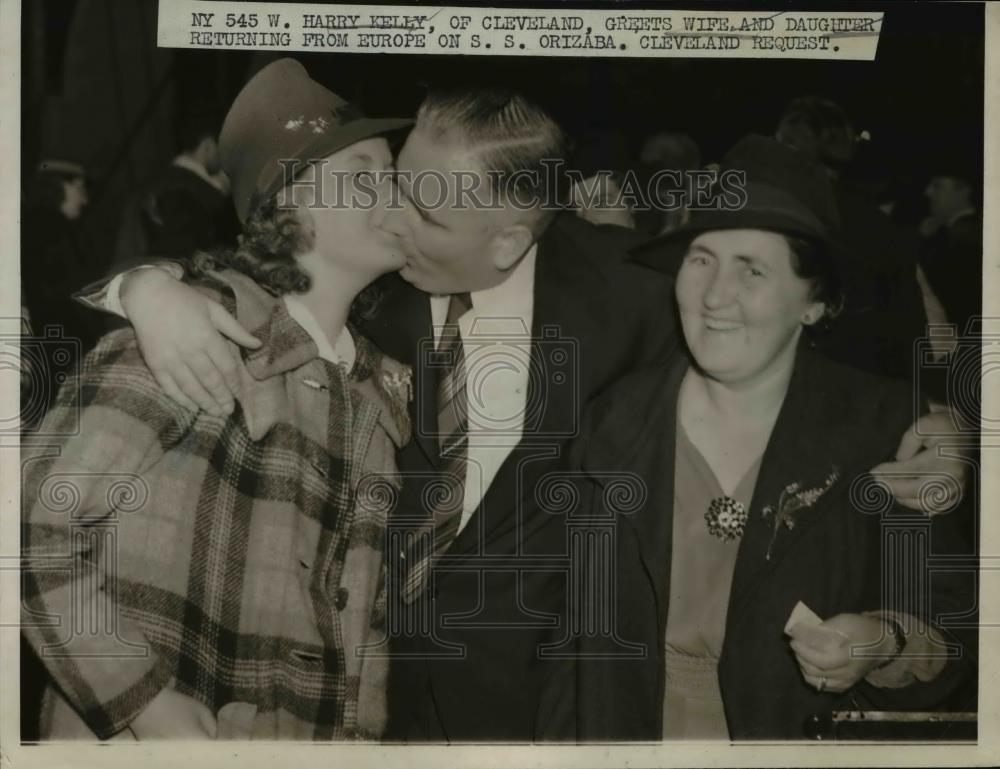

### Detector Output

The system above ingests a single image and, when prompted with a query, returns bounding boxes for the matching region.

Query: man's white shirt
[429,244,536,533]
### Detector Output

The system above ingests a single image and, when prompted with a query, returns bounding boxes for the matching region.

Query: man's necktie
[401,292,472,603]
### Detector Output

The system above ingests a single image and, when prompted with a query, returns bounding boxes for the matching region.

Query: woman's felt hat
[220,58,412,222]
[632,134,844,274]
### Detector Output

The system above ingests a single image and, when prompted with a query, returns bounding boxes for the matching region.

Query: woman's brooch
[705,496,749,542]
[762,467,840,560]
[381,368,414,403]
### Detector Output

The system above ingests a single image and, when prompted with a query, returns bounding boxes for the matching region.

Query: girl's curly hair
[190,197,382,322]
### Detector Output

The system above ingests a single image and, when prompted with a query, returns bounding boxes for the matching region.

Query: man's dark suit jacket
[535,345,976,741]
[361,214,678,741]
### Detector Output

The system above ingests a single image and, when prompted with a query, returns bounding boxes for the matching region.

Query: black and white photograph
[2,1,993,765]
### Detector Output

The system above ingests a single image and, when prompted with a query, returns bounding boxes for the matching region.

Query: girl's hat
[220,58,412,222]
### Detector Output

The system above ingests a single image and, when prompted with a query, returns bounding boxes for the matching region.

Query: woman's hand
[127,686,218,739]
[788,613,897,693]
[120,268,261,415]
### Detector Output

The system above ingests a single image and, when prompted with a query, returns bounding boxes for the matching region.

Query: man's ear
[490,224,534,272]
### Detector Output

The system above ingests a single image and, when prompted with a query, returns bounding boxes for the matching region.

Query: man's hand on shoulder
[120,268,261,416]
[870,409,971,514]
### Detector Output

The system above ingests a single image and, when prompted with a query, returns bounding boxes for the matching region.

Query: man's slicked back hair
[416,87,568,230]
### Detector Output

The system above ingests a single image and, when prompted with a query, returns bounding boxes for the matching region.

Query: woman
[22,59,413,740]
[538,135,974,741]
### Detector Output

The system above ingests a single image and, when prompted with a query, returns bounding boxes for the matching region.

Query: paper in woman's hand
[788,622,852,656]
[786,602,853,660]
[784,600,823,635]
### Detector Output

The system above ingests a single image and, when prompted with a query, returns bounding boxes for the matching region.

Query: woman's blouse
[662,422,764,740]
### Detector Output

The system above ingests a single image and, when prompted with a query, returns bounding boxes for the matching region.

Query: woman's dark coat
[537,346,976,741]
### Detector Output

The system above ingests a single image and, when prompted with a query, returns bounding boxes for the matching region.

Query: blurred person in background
[776,96,928,383]
[114,105,238,269]
[20,159,102,410]
[635,131,702,238]
[567,130,637,230]
[918,160,982,339]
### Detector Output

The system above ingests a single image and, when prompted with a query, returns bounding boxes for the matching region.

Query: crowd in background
[19,106,238,417]
[567,95,982,395]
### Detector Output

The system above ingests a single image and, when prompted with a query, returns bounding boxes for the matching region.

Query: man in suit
[374,93,683,740]
[84,87,967,742]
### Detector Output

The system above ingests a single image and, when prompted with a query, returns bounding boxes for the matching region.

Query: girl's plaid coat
[22,269,411,740]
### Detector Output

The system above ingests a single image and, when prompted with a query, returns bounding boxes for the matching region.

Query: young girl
[22,59,413,741]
